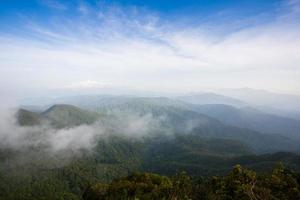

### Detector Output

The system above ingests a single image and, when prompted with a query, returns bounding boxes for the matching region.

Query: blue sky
[0,0,300,100]
[0,0,281,15]
[0,0,283,32]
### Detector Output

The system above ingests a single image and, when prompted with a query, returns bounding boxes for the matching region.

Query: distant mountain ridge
[18,102,300,153]
[193,104,300,140]
[177,92,247,107]
[217,88,300,119]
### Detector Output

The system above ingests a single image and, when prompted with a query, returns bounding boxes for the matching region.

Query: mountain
[18,94,300,139]
[193,104,300,140]
[217,88,300,118]
[18,102,300,153]
[177,92,247,107]
[3,100,300,199]
[256,105,300,121]
[17,108,45,126]
[17,104,104,128]
[42,104,102,128]
[64,97,299,153]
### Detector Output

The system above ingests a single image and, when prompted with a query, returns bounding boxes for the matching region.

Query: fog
[0,107,169,155]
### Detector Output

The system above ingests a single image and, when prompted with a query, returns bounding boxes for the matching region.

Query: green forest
[1,101,300,199]
[84,164,300,200]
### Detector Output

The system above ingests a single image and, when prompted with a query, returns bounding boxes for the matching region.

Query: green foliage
[208,165,258,200]
[84,164,300,200]
[1,134,300,199]
[83,172,173,200]
[267,163,300,199]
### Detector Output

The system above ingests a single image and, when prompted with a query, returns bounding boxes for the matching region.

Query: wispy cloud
[1,0,300,98]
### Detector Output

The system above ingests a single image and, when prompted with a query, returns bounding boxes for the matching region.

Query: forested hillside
[0,99,299,200]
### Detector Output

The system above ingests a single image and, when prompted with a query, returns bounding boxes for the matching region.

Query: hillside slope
[194,104,300,139]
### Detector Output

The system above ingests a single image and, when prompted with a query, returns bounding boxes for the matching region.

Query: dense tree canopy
[83,164,300,200]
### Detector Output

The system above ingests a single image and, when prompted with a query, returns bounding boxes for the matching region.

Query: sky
[1,0,300,101]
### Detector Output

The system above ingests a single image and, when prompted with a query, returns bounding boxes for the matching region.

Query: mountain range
[1,93,299,199]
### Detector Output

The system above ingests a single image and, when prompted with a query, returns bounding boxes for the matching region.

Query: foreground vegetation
[84,163,300,200]
[1,134,300,200]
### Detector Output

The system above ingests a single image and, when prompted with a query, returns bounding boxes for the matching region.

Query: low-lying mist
[0,107,172,156]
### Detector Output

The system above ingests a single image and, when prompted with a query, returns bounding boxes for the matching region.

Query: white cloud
[0,107,166,153]
[1,0,300,97]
